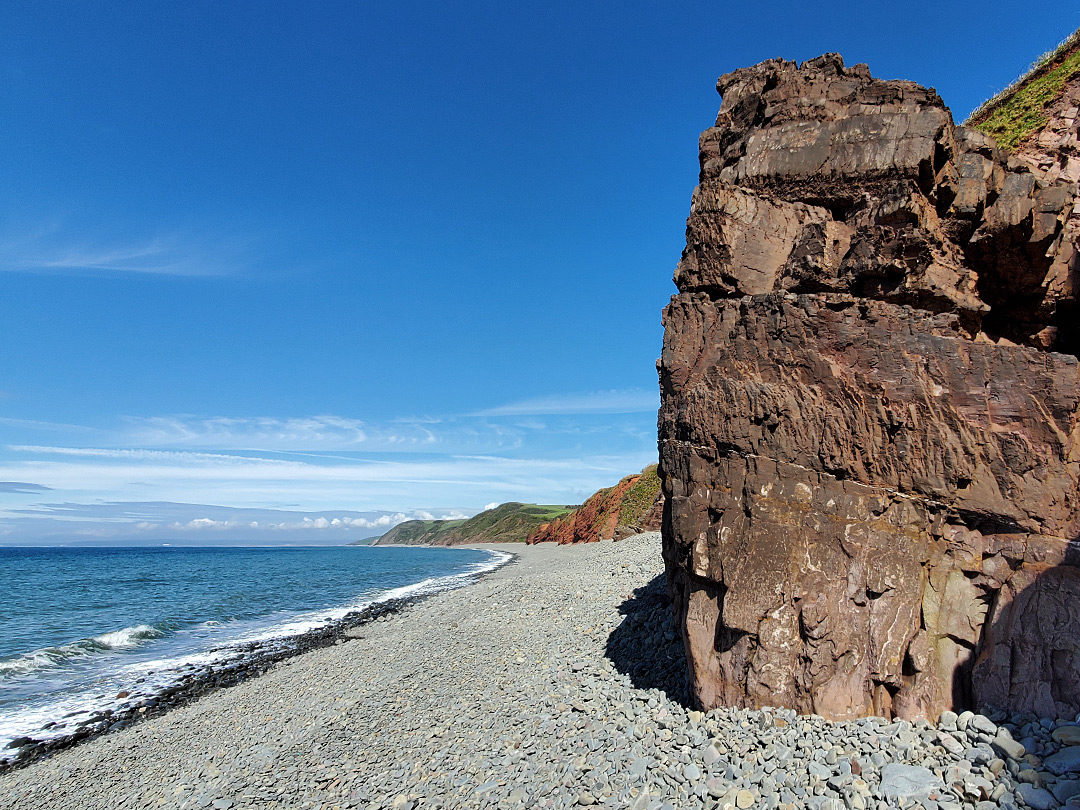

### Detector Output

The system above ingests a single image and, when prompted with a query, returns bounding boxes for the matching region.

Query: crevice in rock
[954,509,1027,536]
[715,625,747,655]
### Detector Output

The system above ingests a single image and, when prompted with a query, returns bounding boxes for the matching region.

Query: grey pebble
[1017,783,1058,810]
[1045,746,1080,776]
[877,763,945,801]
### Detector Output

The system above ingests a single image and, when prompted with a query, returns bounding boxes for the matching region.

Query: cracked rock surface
[659,54,1080,722]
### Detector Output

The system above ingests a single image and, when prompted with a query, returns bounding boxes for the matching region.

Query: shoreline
[0,545,519,774]
[3,533,1077,810]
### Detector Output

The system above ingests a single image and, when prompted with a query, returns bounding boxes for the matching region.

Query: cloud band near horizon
[0,392,659,543]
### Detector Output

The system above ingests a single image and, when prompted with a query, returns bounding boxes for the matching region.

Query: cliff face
[527,465,663,545]
[659,54,1080,722]
[989,56,1080,327]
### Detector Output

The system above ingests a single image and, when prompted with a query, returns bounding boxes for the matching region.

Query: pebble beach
[2,532,1080,810]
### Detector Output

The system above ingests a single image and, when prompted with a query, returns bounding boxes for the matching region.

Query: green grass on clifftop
[968,28,1080,150]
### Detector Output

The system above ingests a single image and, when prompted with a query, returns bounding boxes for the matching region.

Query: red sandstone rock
[528,478,634,545]
[527,467,664,545]
[659,54,1080,721]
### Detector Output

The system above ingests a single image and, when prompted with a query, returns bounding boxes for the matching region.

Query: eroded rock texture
[658,55,1080,721]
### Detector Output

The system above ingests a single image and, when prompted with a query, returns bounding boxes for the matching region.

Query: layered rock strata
[658,54,1080,722]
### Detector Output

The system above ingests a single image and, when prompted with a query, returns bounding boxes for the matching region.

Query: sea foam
[0,545,513,760]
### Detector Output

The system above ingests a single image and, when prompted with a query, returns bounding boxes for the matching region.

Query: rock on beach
[658,51,1080,724]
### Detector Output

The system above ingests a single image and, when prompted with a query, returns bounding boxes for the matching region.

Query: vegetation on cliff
[616,464,661,528]
[968,27,1080,149]
[526,465,663,545]
[364,502,576,546]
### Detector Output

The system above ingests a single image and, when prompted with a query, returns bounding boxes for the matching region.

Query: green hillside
[369,518,467,545]
[360,502,577,546]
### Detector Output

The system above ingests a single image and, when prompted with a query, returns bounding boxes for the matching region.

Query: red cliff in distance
[527,466,663,545]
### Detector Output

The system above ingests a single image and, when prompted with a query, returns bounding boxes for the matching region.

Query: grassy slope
[968,28,1080,149]
[616,465,661,528]
[367,518,466,545]
[366,502,576,546]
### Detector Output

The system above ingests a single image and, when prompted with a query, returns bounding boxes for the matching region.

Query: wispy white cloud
[0,481,51,494]
[475,388,659,416]
[9,445,291,465]
[124,415,371,449]
[119,413,528,453]
[28,241,188,274]
[4,399,654,458]
[0,416,100,434]
[0,227,250,277]
[165,512,414,531]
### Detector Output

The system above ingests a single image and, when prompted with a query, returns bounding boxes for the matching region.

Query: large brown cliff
[659,54,1080,722]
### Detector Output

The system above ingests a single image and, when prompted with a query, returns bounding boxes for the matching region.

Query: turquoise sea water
[0,544,509,757]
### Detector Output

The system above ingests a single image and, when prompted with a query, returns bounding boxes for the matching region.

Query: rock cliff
[658,54,1080,722]
[527,465,663,545]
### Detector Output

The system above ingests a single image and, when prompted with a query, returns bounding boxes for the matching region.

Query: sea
[0,543,511,760]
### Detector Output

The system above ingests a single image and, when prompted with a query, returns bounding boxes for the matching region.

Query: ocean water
[0,544,510,758]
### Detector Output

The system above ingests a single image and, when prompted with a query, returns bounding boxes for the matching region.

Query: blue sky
[1,1,1077,543]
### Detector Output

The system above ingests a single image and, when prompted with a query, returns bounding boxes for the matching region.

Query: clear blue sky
[1,1,1076,543]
